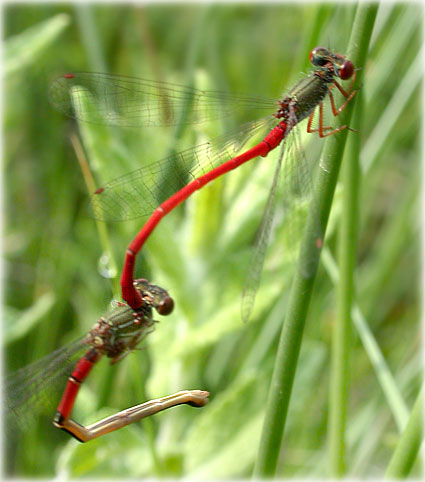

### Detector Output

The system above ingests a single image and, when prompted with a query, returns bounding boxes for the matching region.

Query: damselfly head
[133,278,174,316]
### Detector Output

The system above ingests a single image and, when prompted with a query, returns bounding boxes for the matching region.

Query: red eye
[339,60,354,80]
[157,296,174,316]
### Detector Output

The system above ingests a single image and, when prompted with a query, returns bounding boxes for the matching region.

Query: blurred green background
[4,2,422,478]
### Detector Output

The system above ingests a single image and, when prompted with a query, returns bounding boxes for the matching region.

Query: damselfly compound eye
[338,60,354,80]
[157,296,174,316]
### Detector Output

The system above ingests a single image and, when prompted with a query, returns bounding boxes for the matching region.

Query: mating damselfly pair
[7,46,356,443]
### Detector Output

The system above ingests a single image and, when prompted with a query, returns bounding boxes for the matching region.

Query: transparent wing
[89,117,277,221]
[240,111,320,321]
[280,117,321,279]
[241,142,286,323]
[5,338,86,430]
[48,72,277,127]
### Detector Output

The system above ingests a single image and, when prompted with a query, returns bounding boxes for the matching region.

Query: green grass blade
[253,5,378,477]
[328,90,362,476]
[4,293,55,345]
[362,47,423,172]
[75,5,107,72]
[321,248,410,432]
[385,386,423,478]
[5,14,70,76]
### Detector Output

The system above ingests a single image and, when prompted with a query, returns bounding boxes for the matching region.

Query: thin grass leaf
[5,14,70,76]
[254,5,378,476]
[385,387,423,478]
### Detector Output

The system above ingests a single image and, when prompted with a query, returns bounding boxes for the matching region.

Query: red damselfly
[6,279,209,442]
[49,47,357,320]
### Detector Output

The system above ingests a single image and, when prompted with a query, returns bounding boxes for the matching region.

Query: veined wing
[89,117,277,221]
[48,72,277,127]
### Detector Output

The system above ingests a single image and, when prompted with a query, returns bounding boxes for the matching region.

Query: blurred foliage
[4,3,422,478]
